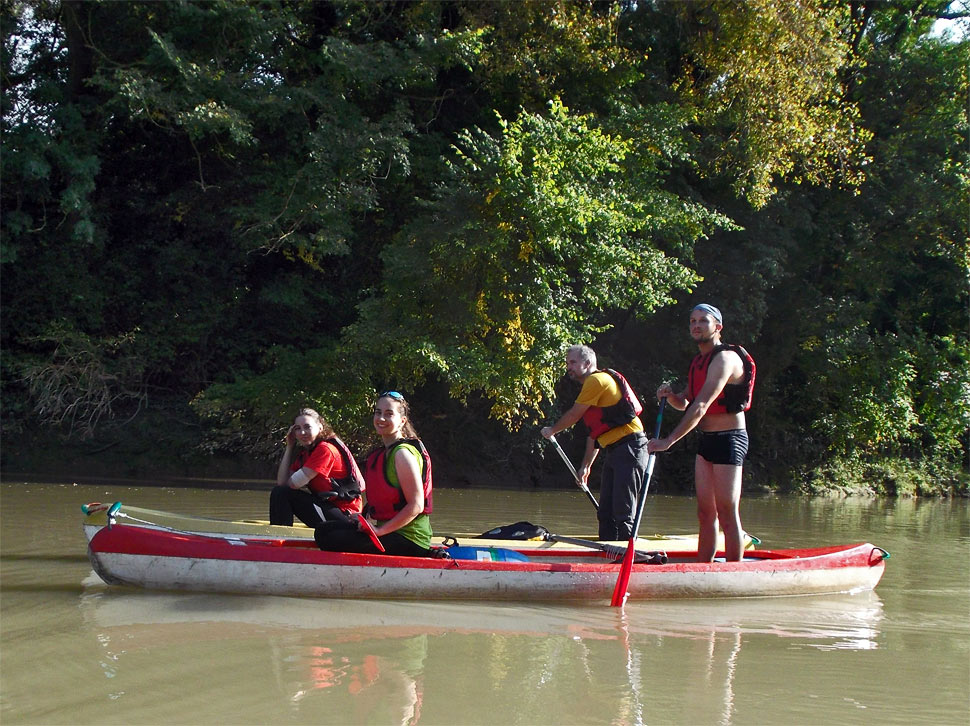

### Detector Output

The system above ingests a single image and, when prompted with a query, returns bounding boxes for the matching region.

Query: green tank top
[380,442,433,549]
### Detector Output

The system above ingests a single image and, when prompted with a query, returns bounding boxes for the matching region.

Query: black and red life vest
[296,436,365,512]
[580,368,644,440]
[687,344,756,414]
[363,438,433,521]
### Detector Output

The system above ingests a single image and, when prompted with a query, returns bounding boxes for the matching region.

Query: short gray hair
[567,344,596,368]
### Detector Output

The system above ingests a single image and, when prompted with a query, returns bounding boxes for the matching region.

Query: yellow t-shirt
[576,371,644,447]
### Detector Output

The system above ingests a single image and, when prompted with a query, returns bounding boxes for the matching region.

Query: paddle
[548,434,600,509]
[357,516,386,553]
[544,533,666,564]
[610,398,666,607]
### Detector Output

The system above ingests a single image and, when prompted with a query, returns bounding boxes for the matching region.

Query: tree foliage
[628,0,872,207]
[346,98,718,425]
[778,11,970,468]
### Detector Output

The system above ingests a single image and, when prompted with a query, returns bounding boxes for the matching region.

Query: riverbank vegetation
[2,1,967,495]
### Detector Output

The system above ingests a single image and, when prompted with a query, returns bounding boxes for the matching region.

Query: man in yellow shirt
[541,345,648,540]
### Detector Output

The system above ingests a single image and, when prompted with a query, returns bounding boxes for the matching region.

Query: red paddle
[358,516,386,553]
[610,398,666,607]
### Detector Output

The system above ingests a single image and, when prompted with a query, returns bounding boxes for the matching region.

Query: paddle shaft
[610,398,666,607]
[545,533,665,563]
[549,435,599,509]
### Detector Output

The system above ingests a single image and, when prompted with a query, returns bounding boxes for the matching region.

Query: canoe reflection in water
[80,573,883,725]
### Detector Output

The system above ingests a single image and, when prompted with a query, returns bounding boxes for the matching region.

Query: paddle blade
[358,517,386,553]
[610,541,636,606]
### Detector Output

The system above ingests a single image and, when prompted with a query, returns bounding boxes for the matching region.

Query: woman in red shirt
[269,408,364,527]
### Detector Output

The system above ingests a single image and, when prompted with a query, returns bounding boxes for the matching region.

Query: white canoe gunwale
[85,520,887,602]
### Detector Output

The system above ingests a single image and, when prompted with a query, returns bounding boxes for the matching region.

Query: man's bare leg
[694,456,720,562]
[712,462,743,561]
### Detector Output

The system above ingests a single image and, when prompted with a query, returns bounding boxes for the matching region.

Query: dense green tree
[624,0,872,207]
[779,4,969,488]
[3,0,448,445]
[343,98,723,426]
[2,0,965,491]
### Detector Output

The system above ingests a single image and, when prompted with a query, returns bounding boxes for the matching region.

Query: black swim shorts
[697,429,749,466]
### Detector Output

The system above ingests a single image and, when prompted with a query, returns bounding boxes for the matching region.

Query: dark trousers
[597,433,649,541]
[269,485,348,528]
[314,520,433,558]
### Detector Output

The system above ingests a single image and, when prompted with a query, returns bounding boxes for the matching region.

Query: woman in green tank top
[314,390,433,557]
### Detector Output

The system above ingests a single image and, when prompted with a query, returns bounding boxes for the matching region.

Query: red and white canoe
[81,501,757,555]
[85,518,887,603]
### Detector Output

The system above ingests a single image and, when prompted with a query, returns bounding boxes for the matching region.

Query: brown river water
[1,479,968,725]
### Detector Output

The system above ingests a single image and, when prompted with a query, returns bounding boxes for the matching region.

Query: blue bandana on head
[692,303,722,324]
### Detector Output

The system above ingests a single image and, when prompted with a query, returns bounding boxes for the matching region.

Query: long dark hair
[296,407,335,446]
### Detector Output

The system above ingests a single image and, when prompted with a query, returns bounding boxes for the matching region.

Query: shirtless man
[647,304,755,562]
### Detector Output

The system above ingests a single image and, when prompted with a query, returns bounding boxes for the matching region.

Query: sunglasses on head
[379,390,405,401]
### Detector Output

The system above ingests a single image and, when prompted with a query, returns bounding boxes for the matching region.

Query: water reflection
[619,596,883,648]
[611,595,882,726]
[273,634,427,724]
[79,574,883,725]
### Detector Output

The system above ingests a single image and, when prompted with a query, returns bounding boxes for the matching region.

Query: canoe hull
[87,523,885,602]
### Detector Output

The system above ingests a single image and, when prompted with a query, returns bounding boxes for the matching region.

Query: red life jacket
[296,436,365,513]
[363,439,433,521]
[580,369,643,441]
[687,344,756,415]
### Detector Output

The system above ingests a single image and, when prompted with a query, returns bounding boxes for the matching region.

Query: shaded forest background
[2,0,967,496]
